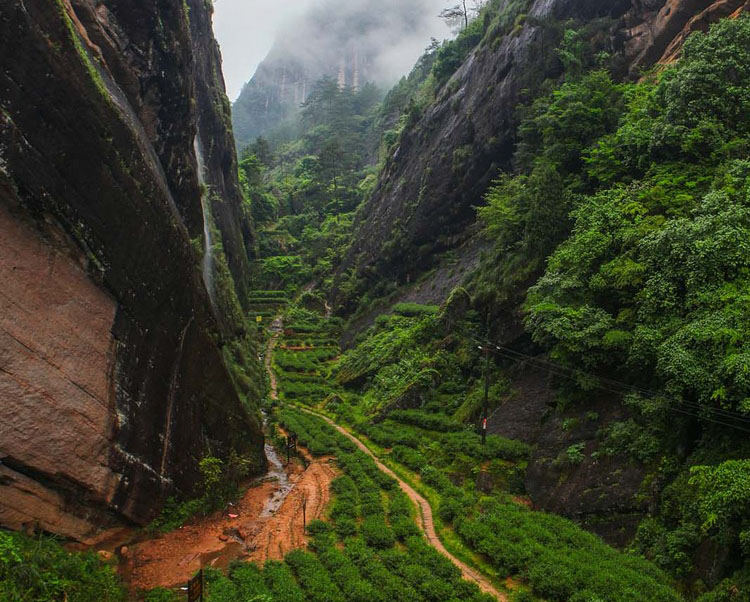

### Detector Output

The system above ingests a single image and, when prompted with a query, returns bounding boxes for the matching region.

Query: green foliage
[459,22,750,596]
[256,256,313,290]
[265,406,503,602]
[597,418,662,463]
[143,588,179,602]
[696,569,750,602]
[240,153,279,225]
[632,515,701,579]
[148,453,253,533]
[690,460,750,532]
[0,531,124,602]
[246,76,386,297]
[392,302,440,317]
[456,500,680,602]
[473,70,630,310]
[263,561,306,602]
[360,516,396,549]
[285,549,346,602]
[389,409,462,432]
[433,0,527,87]
[244,16,750,602]
[146,496,206,534]
[199,456,226,508]
[562,442,586,465]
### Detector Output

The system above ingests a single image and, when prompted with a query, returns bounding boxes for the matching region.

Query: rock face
[188,0,257,305]
[333,0,750,308]
[0,0,264,542]
[625,0,750,71]
[232,44,370,151]
[231,11,382,149]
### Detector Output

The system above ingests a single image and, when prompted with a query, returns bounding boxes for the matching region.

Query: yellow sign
[256,315,263,323]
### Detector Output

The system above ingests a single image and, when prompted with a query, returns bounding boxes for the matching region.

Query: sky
[213,0,451,101]
[213,0,315,101]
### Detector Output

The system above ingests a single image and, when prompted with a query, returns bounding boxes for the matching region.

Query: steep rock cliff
[0,0,264,542]
[232,44,374,150]
[188,0,257,306]
[334,0,750,308]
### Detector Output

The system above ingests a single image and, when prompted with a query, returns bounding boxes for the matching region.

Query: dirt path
[247,458,337,565]
[265,324,504,601]
[115,316,333,591]
[120,451,337,590]
[298,406,506,601]
[121,479,277,589]
[265,316,283,400]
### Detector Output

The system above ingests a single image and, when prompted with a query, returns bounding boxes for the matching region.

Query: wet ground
[108,420,336,592]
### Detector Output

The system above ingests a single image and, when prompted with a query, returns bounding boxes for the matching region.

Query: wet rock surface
[0,0,264,538]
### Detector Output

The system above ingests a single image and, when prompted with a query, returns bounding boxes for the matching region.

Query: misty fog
[215,0,452,99]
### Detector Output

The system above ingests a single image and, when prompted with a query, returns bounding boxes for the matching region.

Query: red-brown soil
[120,479,276,590]
[246,457,337,565]
[118,453,337,591]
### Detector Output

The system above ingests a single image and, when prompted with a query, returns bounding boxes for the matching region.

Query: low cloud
[242,0,452,92]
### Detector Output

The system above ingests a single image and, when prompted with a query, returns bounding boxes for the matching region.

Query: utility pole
[477,343,490,445]
[482,343,489,445]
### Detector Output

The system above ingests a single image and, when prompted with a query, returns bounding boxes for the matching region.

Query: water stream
[258,413,293,518]
[193,135,217,310]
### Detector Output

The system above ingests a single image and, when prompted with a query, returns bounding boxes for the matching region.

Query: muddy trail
[115,437,335,591]
[112,315,502,598]
[105,316,335,591]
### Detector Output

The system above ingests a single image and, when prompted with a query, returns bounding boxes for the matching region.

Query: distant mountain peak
[232,0,449,149]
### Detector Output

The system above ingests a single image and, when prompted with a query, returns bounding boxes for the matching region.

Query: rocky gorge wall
[335,0,750,304]
[0,0,264,542]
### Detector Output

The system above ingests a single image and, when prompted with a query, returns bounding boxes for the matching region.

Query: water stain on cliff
[0,0,265,540]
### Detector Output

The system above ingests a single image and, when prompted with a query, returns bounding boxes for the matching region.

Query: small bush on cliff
[148,453,252,533]
[0,531,124,601]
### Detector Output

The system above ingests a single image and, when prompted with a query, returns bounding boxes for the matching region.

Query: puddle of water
[200,541,246,572]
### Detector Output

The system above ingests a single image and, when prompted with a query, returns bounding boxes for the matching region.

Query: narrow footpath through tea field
[266,319,505,601]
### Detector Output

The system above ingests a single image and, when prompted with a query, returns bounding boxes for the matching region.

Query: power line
[483,340,750,424]
[463,328,750,433]
[484,341,750,428]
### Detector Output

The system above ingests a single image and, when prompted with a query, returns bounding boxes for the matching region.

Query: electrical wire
[483,340,750,424]
[459,326,750,433]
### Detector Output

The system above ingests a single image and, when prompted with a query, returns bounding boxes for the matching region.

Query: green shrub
[143,588,178,602]
[389,409,463,432]
[392,303,440,317]
[455,500,681,602]
[0,531,124,602]
[263,560,306,602]
[285,549,346,602]
[360,516,396,549]
[147,497,206,533]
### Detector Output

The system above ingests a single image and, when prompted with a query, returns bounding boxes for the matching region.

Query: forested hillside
[237,2,750,599]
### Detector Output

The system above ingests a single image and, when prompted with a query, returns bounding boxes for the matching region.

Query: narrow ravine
[266,323,506,601]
